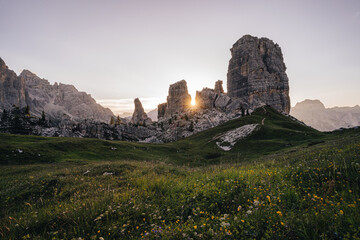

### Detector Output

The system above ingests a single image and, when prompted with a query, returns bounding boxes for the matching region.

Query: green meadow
[1,107,359,239]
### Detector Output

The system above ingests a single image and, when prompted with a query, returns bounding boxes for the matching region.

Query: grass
[0,106,359,239]
[0,107,327,166]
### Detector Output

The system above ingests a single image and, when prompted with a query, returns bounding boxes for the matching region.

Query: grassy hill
[0,106,359,239]
[0,106,327,166]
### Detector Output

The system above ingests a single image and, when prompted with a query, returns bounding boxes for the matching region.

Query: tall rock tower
[227,35,290,113]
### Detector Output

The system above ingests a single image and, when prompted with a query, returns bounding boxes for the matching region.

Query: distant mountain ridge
[0,58,114,123]
[290,99,360,131]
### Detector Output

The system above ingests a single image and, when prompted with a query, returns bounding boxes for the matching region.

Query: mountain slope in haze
[290,99,360,131]
[147,108,158,121]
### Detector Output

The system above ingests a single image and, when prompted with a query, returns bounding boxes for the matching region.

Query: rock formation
[0,58,29,109]
[158,80,192,118]
[0,58,115,123]
[214,80,224,94]
[131,98,152,126]
[195,81,231,112]
[195,88,217,109]
[227,35,290,113]
[20,69,114,123]
[157,103,167,119]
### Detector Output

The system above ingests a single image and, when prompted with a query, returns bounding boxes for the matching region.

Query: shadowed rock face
[195,88,217,109]
[157,103,167,119]
[0,58,29,109]
[158,80,192,118]
[166,80,191,116]
[227,35,290,113]
[131,98,152,126]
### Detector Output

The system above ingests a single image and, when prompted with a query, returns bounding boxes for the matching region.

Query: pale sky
[1,0,359,115]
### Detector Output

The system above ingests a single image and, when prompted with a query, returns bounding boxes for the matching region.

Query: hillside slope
[0,117,359,239]
[0,106,330,166]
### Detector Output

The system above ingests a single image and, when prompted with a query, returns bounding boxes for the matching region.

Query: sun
[191,98,196,106]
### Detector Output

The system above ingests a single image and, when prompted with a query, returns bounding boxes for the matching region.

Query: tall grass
[1,136,359,239]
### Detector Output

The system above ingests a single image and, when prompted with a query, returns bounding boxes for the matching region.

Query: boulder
[215,94,231,110]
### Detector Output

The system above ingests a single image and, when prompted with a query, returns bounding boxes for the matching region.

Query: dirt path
[262,118,265,125]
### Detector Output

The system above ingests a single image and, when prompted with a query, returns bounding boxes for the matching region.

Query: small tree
[110,116,115,125]
[241,107,245,116]
[246,109,250,116]
[188,121,194,132]
[115,115,122,125]
[25,105,30,116]
[41,110,46,122]
[1,109,7,122]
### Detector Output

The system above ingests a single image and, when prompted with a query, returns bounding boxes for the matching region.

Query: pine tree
[1,109,7,122]
[115,115,122,125]
[41,110,46,122]
[246,109,250,116]
[25,105,30,116]
[188,121,194,132]
[241,107,245,116]
[110,116,115,125]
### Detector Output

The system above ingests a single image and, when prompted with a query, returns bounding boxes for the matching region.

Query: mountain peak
[294,99,325,110]
[19,69,39,78]
[0,57,8,70]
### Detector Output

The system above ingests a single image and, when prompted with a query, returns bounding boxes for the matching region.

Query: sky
[0,0,359,115]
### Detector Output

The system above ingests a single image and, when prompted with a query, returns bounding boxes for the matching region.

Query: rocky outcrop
[195,88,217,109]
[0,105,156,141]
[157,103,167,119]
[227,35,290,113]
[19,70,114,123]
[291,99,360,131]
[0,58,29,109]
[214,80,224,94]
[195,80,232,111]
[131,98,152,126]
[158,80,192,118]
[0,58,114,123]
[214,94,231,110]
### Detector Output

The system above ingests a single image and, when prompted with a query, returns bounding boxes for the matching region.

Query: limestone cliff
[227,35,290,113]
[0,58,29,109]
[0,57,114,123]
[20,70,114,123]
